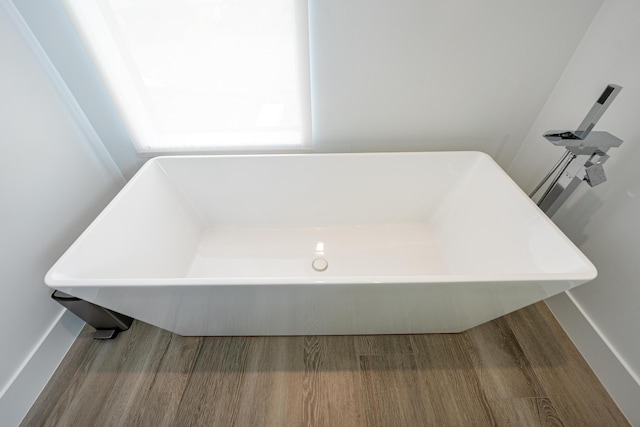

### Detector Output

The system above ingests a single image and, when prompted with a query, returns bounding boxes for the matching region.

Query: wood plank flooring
[22,302,629,426]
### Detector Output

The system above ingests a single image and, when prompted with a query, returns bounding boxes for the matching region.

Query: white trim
[564,291,640,386]
[0,310,84,426]
[545,292,640,425]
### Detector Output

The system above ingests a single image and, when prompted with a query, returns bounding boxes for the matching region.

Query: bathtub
[45,152,596,335]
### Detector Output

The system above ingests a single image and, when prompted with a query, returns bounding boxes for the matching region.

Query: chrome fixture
[530,84,623,217]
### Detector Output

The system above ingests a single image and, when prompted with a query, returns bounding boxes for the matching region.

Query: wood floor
[22,302,629,426]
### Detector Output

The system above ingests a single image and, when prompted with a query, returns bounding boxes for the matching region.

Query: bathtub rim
[44,151,598,289]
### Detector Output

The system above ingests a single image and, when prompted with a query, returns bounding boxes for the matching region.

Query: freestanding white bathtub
[46,152,596,335]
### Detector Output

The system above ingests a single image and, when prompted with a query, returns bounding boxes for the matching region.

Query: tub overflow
[312,257,328,272]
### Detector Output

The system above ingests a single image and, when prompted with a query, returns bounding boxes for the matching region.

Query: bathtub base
[55,280,575,336]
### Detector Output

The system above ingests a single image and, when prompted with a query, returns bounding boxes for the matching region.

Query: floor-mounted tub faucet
[530,84,623,217]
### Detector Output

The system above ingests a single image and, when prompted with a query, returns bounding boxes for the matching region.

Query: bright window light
[62,0,311,154]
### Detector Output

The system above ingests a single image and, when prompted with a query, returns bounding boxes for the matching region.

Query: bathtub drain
[312,257,328,272]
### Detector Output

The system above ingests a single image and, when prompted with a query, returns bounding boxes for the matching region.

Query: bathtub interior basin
[45,152,596,335]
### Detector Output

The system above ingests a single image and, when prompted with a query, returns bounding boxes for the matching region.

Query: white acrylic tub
[45,152,596,335]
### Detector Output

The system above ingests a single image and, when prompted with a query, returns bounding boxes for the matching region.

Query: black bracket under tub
[51,290,133,340]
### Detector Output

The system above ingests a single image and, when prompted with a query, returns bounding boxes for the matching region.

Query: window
[62,0,311,154]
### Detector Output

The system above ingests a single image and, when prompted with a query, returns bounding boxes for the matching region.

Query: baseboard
[0,309,84,427]
[545,292,640,425]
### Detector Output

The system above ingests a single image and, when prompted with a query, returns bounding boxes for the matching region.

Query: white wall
[17,0,603,173]
[11,0,145,179]
[0,1,124,425]
[508,0,640,422]
[309,0,603,168]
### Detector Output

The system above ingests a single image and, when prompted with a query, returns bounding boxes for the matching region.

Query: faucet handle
[584,150,609,187]
[585,163,607,187]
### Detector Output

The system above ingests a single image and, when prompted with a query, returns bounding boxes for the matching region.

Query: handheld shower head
[543,84,622,144]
